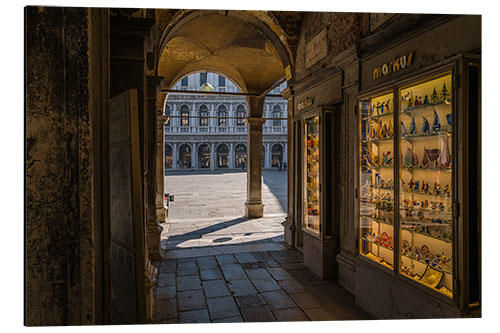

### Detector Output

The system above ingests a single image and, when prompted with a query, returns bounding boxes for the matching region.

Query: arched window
[236,105,246,127]
[216,144,229,168]
[178,144,192,169]
[199,105,209,127]
[164,104,171,127]
[217,105,227,127]
[165,144,173,169]
[271,143,283,167]
[272,105,282,127]
[180,105,189,127]
[198,144,211,168]
[235,143,247,168]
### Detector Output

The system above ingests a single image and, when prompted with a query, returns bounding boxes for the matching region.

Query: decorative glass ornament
[446,113,452,126]
[409,114,416,135]
[432,110,441,133]
[401,121,408,137]
[438,137,451,168]
[422,116,430,134]
[404,147,419,167]
[388,120,394,138]
[383,151,393,166]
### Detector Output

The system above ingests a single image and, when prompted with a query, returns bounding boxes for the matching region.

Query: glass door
[359,92,395,269]
[304,115,320,235]
[398,72,454,297]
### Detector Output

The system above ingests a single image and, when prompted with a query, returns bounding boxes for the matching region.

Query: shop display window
[358,71,454,297]
[304,115,320,234]
[359,92,395,269]
[398,73,453,297]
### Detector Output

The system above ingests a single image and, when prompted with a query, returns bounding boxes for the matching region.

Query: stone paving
[153,170,372,323]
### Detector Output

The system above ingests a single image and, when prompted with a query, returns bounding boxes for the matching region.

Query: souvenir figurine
[422,147,441,168]
[414,96,423,106]
[441,82,449,101]
[380,101,385,114]
[409,114,416,135]
[376,101,381,115]
[388,120,394,138]
[401,121,408,137]
[443,184,450,197]
[383,151,393,166]
[422,116,430,135]
[404,147,419,167]
[385,99,391,113]
[401,91,412,109]
[414,181,420,192]
[446,113,452,126]
[375,120,382,139]
[408,179,415,192]
[438,137,451,168]
[424,183,430,194]
[381,123,387,138]
[423,95,430,105]
[432,110,441,133]
[430,87,439,103]
[367,121,376,139]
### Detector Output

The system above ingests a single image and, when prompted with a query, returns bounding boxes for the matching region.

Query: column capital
[244,117,266,130]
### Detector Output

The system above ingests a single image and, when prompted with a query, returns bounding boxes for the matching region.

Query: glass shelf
[401,166,452,173]
[401,100,451,115]
[401,253,452,275]
[401,226,452,243]
[402,132,451,142]
[400,190,452,200]
[361,111,394,121]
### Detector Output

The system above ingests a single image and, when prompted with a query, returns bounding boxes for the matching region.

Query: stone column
[191,143,197,168]
[156,90,169,223]
[284,142,288,162]
[265,143,271,168]
[229,142,235,168]
[244,96,266,218]
[172,143,178,169]
[210,143,215,170]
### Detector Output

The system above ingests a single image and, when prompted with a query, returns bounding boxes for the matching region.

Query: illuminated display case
[357,57,481,309]
[302,107,334,238]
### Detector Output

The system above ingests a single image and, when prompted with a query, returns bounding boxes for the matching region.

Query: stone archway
[165,144,173,169]
[235,143,247,168]
[216,143,229,168]
[271,143,283,167]
[178,143,192,168]
[198,143,211,168]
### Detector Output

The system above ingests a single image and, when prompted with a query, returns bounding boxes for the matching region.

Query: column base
[245,201,264,218]
[156,206,167,223]
[147,223,165,261]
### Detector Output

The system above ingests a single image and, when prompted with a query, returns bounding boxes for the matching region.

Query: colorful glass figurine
[430,87,439,103]
[367,121,376,139]
[438,137,451,168]
[446,113,452,126]
[404,147,419,167]
[375,120,382,139]
[408,179,415,192]
[422,116,430,134]
[422,148,441,168]
[401,121,408,137]
[414,181,420,192]
[383,151,393,166]
[409,114,416,135]
[441,82,449,101]
[432,110,441,133]
[380,101,385,114]
[423,95,430,105]
[443,184,450,197]
[388,120,394,138]
[414,96,423,106]
[385,99,391,113]
[401,91,412,109]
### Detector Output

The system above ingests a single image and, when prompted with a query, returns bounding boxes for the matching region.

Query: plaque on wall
[306,28,328,69]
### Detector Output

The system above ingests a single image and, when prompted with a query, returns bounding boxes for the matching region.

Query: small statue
[422,117,430,135]
[414,181,420,192]
[432,110,441,133]
[435,183,441,196]
[385,99,391,113]
[383,151,393,166]
[409,114,416,135]
[401,121,408,137]
[424,183,430,194]
[430,87,439,103]
[408,179,415,192]
[414,96,422,106]
[441,82,449,102]
[380,101,385,114]
[443,184,450,197]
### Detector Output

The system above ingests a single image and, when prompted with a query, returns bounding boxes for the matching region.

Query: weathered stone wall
[26,6,94,326]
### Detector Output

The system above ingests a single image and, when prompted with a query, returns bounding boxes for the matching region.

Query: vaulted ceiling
[156,10,302,94]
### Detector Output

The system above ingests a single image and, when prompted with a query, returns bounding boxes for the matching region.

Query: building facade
[164,73,288,170]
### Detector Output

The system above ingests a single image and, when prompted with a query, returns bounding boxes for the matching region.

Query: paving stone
[266,267,294,281]
[260,290,297,310]
[196,256,218,269]
[156,286,176,300]
[153,298,177,320]
[157,273,176,287]
[216,254,237,265]
[220,263,247,281]
[245,268,281,292]
[304,307,335,321]
[176,262,199,276]
[273,307,309,322]
[234,294,265,308]
[206,296,240,320]
[199,267,224,281]
[178,309,211,323]
[160,259,176,273]
[177,274,202,291]
[278,279,306,294]
[227,278,258,296]
[202,279,231,298]
[177,289,206,312]
[240,305,276,322]
[234,252,258,264]
[212,315,244,323]
[289,292,321,310]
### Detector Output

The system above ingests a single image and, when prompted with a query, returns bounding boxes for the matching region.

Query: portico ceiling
[157,11,288,94]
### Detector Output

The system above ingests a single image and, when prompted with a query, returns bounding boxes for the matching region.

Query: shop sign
[373,51,415,80]
[306,28,328,68]
[298,96,314,111]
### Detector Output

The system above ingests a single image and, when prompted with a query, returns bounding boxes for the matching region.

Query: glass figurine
[409,114,416,135]
[422,116,430,134]
[432,110,441,133]
[423,95,430,105]
[430,87,439,103]
[401,121,408,137]
[446,113,452,126]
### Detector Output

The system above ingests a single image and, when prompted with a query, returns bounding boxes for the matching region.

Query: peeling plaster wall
[26,6,94,326]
